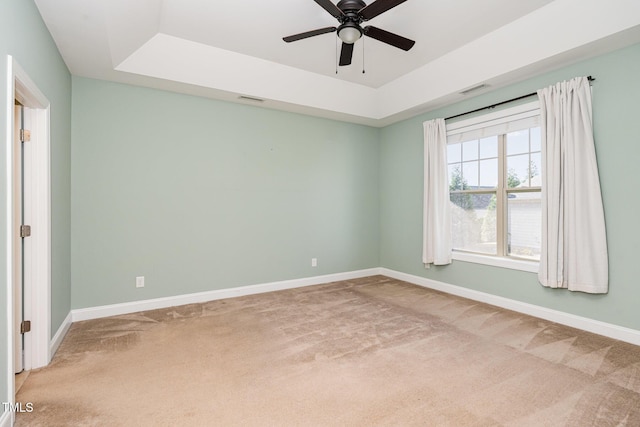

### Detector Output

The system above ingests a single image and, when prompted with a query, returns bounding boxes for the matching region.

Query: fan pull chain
[362,37,366,74]
[335,37,338,74]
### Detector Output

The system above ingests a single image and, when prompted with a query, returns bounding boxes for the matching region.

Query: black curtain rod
[445,76,595,121]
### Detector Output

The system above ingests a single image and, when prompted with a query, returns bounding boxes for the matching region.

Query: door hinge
[20,225,31,238]
[20,320,31,334]
[20,129,31,142]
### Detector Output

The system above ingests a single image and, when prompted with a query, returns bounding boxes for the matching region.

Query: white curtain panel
[423,118,452,266]
[537,76,608,293]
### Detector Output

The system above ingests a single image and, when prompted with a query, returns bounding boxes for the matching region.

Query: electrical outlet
[311,258,318,267]
[136,276,145,288]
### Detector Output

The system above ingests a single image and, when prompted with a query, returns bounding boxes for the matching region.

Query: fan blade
[283,27,337,43]
[363,25,415,51]
[313,0,345,19]
[339,42,354,66]
[359,0,408,20]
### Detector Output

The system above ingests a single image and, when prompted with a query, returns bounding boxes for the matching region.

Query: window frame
[446,101,541,273]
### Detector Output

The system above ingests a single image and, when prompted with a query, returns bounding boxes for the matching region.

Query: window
[446,102,541,270]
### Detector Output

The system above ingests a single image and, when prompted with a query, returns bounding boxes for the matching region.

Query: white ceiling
[35,0,640,126]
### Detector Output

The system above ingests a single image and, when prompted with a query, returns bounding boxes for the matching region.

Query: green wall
[69,43,640,331]
[71,77,380,308]
[0,0,71,415]
[380,43,640,331]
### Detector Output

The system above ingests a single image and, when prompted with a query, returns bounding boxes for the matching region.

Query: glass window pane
[462,140,479,161]
[479,158,498,188]
[463,161,479,189]
[447,143,461,164]
[530,152,541,187]
[449,164,463,190]
[507,154,529,188]
[507,191,541,260]
[450,193,497,255]
[530,127,541,152]
[479,136,498,159]
[507,130,529,155]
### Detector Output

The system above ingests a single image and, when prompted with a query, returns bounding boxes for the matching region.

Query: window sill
[452,251,539,273]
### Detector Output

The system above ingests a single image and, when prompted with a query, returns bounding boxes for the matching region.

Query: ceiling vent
[460,84,489,96]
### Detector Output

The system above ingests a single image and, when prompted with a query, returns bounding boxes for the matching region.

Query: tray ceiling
[35,0,640,126]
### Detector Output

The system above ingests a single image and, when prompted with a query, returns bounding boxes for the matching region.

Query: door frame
[5,55,51,402]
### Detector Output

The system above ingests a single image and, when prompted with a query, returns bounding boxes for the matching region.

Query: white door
[10,58,52,373]
[13,103,24,373]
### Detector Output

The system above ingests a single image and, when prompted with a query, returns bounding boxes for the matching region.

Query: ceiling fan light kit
[283,0,415,67]
[338,22,362,44]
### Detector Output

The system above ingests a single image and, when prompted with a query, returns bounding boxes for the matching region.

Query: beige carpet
[15,276,640,426]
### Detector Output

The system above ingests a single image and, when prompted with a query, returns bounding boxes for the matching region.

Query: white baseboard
[67,266,640,346]
[0,409,13,427]
[72,268,382,322]
[50,311,73,359]
[380,268,640,346]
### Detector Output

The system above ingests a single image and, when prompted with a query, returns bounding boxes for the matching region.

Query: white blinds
[446,101,540,144]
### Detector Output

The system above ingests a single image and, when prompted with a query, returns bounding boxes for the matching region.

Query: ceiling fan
[283,0,415,67]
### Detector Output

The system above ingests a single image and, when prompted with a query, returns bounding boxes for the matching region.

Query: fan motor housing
[337,0,366,16]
